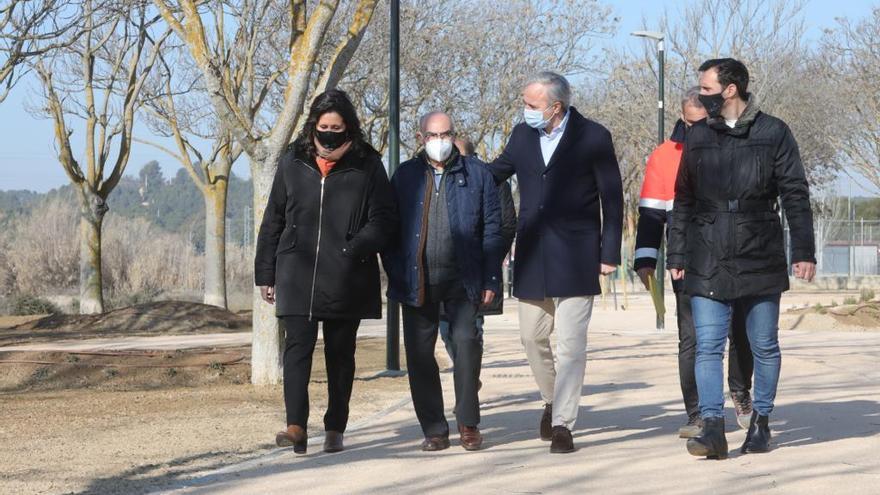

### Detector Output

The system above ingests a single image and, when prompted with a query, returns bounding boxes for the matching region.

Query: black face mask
[698,92,725,119]
[315,130,348,150]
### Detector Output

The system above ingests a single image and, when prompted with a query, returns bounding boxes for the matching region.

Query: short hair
[525,71,571,109]
[681,86,703,110]
[455,137,476,156]
[698,58,749,101]
[419,111,455,133]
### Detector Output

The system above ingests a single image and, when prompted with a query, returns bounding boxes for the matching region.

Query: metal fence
[788,218,880,276]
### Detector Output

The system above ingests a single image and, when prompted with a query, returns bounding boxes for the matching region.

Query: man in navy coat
[488,71,624,453]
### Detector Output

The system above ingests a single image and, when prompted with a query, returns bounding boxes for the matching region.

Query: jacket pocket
[735,212,786,273]
[276,224,298,255]
[686,213,717,277]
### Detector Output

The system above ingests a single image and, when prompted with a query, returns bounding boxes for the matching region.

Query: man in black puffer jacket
[667,58,816,460]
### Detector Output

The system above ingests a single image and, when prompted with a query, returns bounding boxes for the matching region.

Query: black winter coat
[254,145,397,319]
[667,97,815,300]
[489,107,624,299]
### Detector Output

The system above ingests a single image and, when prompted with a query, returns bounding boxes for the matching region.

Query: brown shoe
[421,436,451,452]
[276,425,307,454]
[540,404,553,441]
[458,425,483,451]
[550,425,575,454]
[323,430,344,453]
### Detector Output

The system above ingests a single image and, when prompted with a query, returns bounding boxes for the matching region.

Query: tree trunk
[203,180,229,308]
[250,159,283,385]
[77,187,107,314]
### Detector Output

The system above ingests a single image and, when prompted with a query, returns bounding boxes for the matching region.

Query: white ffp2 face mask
[425,138,454,162]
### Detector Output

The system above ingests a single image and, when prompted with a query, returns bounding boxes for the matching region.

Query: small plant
[860,288,875,302]
[66,354,80,363]
[104,368,119,378]
[31,367,50,381]
[844,296,858,305]
[208,361,226,374]
[9,295,60,316]
[830,300,838,307]
[166,367,178,378]
[813,303,826,314]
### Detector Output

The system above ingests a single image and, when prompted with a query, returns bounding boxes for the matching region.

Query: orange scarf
[316,157,336,177]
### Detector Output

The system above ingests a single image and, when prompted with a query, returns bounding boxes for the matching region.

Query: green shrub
[844,296,858,305]
[8,295,60,315]
[813,303,827,314]
[860,288,875,302]
[830,300,838,307]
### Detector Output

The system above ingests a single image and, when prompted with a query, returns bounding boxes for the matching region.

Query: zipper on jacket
[309,176,326,321]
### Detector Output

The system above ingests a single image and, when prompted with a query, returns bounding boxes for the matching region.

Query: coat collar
[294,146,370,176]
[544,106,585,170]
[708,93,761,137]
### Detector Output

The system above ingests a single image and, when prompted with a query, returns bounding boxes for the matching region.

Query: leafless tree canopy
[341,0,617,159]
[0,0,85,102]
[820,7,880,192]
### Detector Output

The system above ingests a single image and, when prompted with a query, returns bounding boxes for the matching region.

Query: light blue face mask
[523,105,555,129]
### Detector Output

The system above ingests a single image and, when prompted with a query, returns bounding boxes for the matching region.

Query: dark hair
[698,58,749,101]
[293,89,374,159]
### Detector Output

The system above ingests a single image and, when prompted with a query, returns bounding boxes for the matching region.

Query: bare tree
[0,0,83,102]
[138,43,244,309]
[820,7,880,192]
[153,0,379,384]
[342,0,616,160]
[31,0,170,314]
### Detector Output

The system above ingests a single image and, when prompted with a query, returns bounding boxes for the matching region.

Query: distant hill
[0,161,254,252]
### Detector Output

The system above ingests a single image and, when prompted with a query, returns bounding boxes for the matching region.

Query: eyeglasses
[424,130,455,140]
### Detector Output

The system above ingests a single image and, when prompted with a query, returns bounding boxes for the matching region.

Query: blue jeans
[691,294,781,419]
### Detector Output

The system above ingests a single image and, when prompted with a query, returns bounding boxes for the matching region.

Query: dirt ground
[1,293,875,494]
[781,300,880,332]
[0,301,251,346]
[0,337,411,495]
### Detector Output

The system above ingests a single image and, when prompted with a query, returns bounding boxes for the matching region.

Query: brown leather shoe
[421,436,451,452]
[550,425,575,454]
[323,430,344,453]
[540,404,553,441]
[458,425,483,451]
[276,425,307,454]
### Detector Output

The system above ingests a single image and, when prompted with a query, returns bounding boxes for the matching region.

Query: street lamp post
[632,30,666,331]
[384,0,403,373]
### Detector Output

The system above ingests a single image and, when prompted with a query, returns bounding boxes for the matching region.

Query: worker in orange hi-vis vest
[634,87,754,439]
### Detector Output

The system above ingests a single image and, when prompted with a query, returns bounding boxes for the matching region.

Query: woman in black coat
[254,89,397,454]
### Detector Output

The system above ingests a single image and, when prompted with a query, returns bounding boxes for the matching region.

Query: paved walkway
[149,298,880,495]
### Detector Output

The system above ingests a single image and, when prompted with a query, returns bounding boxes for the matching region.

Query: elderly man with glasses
[383,111,504,452]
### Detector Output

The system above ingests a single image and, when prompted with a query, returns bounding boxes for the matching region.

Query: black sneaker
[678,413,703,439]
[730,391,753,430]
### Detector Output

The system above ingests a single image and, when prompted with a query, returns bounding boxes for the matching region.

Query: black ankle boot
[740,411,771,453]
[686,416,728,459]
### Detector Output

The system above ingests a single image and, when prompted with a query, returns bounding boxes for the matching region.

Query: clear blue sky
[0,0,877,195]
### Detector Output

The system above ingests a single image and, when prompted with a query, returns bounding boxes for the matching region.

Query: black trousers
[402,280,481,438]
[280,316,360,432]
[676,291,753,417]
